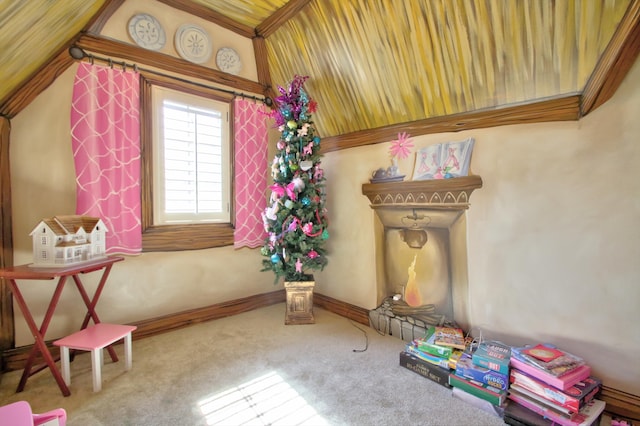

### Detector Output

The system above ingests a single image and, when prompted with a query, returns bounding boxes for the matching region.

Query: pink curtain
[70,62,141,254]
[234,98,268,248]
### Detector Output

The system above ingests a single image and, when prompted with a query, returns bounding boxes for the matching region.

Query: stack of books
[399,326,466,388]
[448,340,511,409]
[507,343,604,426]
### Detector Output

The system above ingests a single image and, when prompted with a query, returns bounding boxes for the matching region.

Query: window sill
[142,223,234,251]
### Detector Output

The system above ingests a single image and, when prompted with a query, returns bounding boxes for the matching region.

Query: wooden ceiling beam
[86,0,127,34]
[253,36,276,103]
[582,0,640,116]
[75,34,267,97]
[156,0,255,38]
[256,0,311,38]
[319,95,581,154]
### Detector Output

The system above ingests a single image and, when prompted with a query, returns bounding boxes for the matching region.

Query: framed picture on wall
[412,137,475,180]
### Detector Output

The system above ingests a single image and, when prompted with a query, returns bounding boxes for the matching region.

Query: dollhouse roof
[30,215,106,237]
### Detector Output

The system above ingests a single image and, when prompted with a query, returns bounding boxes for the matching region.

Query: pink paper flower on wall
[389,132,414,159]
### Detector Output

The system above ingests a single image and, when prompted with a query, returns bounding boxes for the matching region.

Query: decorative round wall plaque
[174,24,212,64]
[216,47,242,75]
[128,13,166,51]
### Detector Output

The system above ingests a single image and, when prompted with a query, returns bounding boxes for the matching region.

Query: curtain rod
[68,46,273,107]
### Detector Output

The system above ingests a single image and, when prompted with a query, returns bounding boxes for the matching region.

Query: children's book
[432,326,466,350]
[522,344,564,362]
[448,349,464,370]
[472,340,511,374]
[509,384,574,417]
[510,357,591,391]
[405,343,451,369]
[413,327,453,358]
[508,392,605,426]
[412,138,475,180]
[511,344,585,377]
[510,368,602,413]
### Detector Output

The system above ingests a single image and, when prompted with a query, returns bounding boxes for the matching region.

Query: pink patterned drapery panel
[71,62,142,254]
[234,98,268,248]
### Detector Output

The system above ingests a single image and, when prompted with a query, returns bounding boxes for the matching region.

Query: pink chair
[0,400,67,425]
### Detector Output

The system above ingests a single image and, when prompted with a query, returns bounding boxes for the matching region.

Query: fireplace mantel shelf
[361,175,483,210]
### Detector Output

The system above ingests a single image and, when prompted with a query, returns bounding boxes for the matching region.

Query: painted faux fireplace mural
[362,176,483,329]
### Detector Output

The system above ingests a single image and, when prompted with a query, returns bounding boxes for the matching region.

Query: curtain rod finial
[69,46,86,60]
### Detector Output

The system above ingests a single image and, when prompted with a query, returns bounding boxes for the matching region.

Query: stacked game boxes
[399,326,466,388]
[448,340,511,410]
[507,343,604,426]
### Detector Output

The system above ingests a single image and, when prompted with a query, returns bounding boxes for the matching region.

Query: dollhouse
[29,215,107,267]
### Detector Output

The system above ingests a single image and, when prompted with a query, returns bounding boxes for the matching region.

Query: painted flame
[404,254,422,307]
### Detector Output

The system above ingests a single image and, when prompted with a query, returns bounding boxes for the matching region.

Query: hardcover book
[472,340,511,374]
[448,373,507,406]
[456,352,509,390]
[399,351,451,388]
[510,368,601,413]
[510,357,591,391]
[433,326,466,350]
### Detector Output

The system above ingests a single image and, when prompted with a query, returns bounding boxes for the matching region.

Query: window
[140,76,235,251]
[152,87,230,224]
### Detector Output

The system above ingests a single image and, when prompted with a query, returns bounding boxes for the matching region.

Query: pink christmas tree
[260,76,329,283]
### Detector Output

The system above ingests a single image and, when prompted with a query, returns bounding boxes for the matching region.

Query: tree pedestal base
[284,279,315,325]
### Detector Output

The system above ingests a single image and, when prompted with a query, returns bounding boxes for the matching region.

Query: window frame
[152,86,231,224]
[140,74,236,251]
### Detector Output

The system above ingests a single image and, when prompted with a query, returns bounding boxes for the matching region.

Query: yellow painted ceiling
[0,0,634,138]
[0,0,106,102]
[192,0,289,28]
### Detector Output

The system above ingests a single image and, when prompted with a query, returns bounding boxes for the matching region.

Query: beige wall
[319,58,640,394]
[9,63,275,348]
[102,0,257,81]
[7,1,639,396]
[9,0,275,348]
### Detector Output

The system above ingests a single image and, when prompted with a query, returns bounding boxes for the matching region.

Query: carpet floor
[0,303,510,425]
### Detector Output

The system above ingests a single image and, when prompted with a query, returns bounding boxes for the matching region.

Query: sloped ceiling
[0,1,106,102]
[0,0,638,141]
[266,0,633,136]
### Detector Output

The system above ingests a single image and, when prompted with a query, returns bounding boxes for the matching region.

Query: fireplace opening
[370,219,462,341]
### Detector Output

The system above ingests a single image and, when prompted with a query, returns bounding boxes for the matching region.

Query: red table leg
[71,265,119,362]
[8,278,71,396]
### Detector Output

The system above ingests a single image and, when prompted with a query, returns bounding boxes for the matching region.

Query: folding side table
[0,255,124,396]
